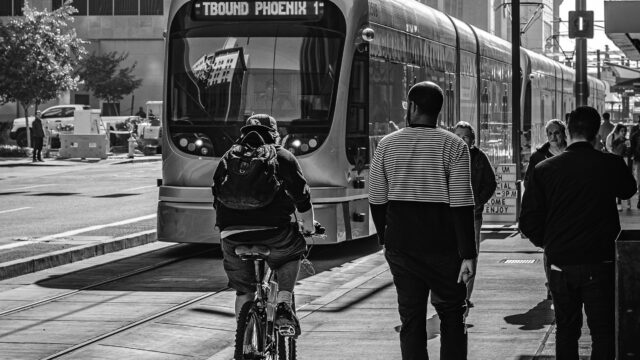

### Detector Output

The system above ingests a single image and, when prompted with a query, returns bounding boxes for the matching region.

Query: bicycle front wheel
[235,301,264,360]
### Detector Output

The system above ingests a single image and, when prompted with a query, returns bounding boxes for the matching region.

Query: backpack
[213,131,281,210]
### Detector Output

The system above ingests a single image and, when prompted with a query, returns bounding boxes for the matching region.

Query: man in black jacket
[520,106,636,360]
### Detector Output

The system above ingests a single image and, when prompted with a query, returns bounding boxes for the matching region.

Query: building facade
[0,0,168,123]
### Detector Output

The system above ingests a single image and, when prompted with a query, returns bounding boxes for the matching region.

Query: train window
[168,25,344,157]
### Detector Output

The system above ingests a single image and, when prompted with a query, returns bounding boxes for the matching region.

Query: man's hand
[457,259,475,284]
[297,208,315,236]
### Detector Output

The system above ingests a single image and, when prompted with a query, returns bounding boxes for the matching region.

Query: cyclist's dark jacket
[214,145,312,232]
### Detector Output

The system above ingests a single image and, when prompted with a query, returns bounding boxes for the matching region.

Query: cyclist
[214,114,315,336]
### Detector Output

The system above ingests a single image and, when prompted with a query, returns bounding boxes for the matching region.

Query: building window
[89,0,112,15]
[57,0,88,15]
[0,1,12,16]
[140,0,163,15]
[14,0,24,16]
[114,0,138,15]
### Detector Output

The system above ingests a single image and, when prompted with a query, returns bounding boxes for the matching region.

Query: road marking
[0,207,32,215]
[123,185,156,191]
[0,214,157,251]
[6,184,55,191]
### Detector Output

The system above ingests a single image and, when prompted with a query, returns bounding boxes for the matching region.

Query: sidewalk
[208,208,640,360]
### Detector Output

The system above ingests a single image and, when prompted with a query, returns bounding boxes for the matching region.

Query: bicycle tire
[276,295,297,360]
[234,301,264,360]
[277,334,296,360]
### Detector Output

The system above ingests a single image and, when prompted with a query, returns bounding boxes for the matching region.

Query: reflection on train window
[168,26,344,157]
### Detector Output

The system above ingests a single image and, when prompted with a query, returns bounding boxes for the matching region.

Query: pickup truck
[9,104,133,147]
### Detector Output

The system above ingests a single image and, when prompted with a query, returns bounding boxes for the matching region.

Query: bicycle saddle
[235,245,271,259]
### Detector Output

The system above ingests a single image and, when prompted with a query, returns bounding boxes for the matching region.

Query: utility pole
[575,0,589,106]
[511,0,522,211]
[597,49,601,80]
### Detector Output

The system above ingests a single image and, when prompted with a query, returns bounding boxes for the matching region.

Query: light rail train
[157,0,606,244]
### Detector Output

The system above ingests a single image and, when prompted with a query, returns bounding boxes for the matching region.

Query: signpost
[484,164,519,222]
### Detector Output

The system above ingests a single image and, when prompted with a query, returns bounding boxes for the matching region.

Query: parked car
[9,104,133,148]
[9,105,91,147]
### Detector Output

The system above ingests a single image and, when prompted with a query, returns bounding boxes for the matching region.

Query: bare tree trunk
[23,104,31,148]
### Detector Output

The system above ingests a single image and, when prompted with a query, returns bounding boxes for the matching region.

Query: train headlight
[201,147,208,155]
[195,139,203,147]
[187,143,196,151]
[291,139,302,148]
[179,138,188,147]
[361,27,375,42]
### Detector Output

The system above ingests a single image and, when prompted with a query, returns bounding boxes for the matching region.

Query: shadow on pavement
[393,314,441,340]
[516,356,590,359]
[317,280,393,312]
[504,299,555,330]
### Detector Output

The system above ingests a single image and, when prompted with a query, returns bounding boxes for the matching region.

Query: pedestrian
[608,123,631,210]
[453,121,496,307]
[135,106,146,119]
[31,113,45,162]
[212,113,316,339]
[629,116,640,209]
[369,81,476,360]
[519,106,636,360]
[521,119,568,300]
[524,119,567,189]
[598,112,614,152]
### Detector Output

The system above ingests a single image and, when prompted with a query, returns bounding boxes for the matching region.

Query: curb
[111,156,162,165]
[0,230,157,281]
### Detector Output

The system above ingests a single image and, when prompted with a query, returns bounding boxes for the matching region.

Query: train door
[346,51,369,169]
[444,72,456,130]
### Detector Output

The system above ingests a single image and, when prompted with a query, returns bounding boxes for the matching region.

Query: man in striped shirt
[369,81,477,360]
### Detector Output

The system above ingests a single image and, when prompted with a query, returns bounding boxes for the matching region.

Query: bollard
[128,135,137,159]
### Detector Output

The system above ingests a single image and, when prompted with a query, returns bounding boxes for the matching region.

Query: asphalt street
[0,158,161,244]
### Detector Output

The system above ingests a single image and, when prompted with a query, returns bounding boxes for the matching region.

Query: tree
[77,52,143,115]
[0,0,86,147]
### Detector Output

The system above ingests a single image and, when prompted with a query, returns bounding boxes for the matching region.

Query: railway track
[0,243,229,359]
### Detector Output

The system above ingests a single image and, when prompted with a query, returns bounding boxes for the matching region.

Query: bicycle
[233,223,325,360]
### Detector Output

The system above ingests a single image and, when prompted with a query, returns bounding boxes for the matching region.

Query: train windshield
[168,22,344,157]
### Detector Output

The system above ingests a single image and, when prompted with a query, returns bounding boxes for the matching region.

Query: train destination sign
[192,1,324,20]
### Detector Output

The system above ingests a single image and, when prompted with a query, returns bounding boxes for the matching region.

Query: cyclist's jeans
[385,248,468,360]
[221,223,307,294]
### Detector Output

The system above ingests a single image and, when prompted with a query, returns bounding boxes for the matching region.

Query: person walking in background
[453,121,496,307]
[135,106,146,119]
[608,123,631,210]
[629,117,640,209]
[31,114,45,162]
[520,106,636,360]
[369,81,476,360]
[524,119,567,189]
[598,112,614,152]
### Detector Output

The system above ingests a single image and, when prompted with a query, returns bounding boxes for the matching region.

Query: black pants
[32,137,43,160]
[385,248,468,360]
[549,262,614,360]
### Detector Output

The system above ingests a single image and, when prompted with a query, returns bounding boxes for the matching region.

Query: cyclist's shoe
[275,302,301,337]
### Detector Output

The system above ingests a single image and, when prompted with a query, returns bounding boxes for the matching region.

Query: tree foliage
[77,52,143,114]
[0,0,86,118]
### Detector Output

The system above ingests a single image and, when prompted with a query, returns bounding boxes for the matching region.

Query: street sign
[568,11,594,39]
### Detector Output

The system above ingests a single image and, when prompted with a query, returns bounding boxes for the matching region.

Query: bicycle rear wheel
[277,334,296,360]
[235,301,264,360]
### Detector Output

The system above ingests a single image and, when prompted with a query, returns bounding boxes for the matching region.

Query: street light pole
[575,0,589,106]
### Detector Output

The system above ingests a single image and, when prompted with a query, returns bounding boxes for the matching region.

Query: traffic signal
[568,11,594,39]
